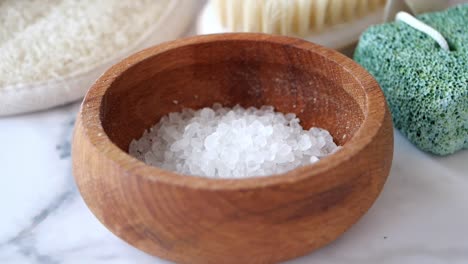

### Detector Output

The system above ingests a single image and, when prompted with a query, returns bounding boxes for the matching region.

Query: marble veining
[0,101,467,264]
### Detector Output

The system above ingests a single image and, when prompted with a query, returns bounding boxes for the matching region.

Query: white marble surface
[0,102,467,264]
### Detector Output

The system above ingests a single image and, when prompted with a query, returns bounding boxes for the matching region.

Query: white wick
[395,11,450,51]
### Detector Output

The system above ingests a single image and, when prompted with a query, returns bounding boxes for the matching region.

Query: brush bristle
[211,0,386,35]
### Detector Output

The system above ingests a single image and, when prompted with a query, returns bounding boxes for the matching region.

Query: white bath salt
[0,0,170,86]
[129,104,341,178]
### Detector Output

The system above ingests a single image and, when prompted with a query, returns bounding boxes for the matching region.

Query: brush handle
[405,0,450,14]
[384,0,451,22]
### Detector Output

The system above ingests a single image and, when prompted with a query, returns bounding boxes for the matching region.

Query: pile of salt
[129,104,340,178]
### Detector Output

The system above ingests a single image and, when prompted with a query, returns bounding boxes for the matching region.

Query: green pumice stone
[354,5,467,155]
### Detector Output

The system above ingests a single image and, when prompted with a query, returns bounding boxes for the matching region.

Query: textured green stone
[354,5,467,155]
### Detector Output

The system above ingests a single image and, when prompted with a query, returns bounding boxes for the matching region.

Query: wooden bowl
[73,33,393,264]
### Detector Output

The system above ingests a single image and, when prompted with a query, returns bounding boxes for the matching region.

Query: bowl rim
[78,33,388,190]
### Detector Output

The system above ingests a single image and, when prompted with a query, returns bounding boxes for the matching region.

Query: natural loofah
[354,5,467,155]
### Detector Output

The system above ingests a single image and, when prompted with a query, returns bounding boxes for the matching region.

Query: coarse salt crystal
[129,104,341,178]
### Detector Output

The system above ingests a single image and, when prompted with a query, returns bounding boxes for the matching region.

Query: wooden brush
[198,0,387,49]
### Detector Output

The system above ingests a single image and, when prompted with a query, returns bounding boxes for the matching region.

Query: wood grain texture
[72,33,393,264]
